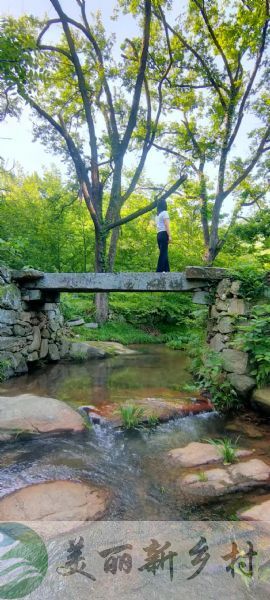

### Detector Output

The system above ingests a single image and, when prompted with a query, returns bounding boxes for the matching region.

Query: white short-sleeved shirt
[156,210,169,233]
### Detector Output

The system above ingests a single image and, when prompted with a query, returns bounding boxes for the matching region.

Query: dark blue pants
[156,231,170,272]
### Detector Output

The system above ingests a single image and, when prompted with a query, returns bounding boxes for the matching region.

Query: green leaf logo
[0,523,48,599]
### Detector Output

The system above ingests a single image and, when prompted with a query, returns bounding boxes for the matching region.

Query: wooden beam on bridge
[18,272,211,293]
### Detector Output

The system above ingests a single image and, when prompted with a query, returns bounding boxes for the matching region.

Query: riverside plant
[205,437,239,465]
[117,404,146,430]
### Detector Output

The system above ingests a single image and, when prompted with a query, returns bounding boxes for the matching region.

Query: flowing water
[0,345,269,520]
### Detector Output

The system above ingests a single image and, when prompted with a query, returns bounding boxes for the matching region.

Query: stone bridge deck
[12,267,228,294]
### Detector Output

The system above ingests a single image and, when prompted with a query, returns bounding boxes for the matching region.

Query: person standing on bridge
[156,199,171,272]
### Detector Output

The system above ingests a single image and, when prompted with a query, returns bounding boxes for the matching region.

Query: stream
[0,344,269,520]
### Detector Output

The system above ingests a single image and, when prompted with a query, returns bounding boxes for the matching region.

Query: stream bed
[0,344,270,520]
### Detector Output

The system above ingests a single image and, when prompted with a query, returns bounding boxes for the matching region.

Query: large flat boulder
[68,342,106,361]
[181,459,270,498]
[0,394,86,438]
[0,480,110,521]
[102,397,212,426]
[168,441,252,467]
[239,497,270,521]
[252,387,270,416]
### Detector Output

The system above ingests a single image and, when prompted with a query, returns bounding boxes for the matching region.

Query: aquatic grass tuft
[197,470,208,482]
[117,404,146,430]
[146,414,159,428]
[205,436,240,465]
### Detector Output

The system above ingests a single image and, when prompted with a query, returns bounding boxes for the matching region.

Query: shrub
[234,304,270,387]
[229,265,266,301]
[191,349,241,413]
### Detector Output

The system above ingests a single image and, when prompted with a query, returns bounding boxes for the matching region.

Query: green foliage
[205,437,239,465]
[147,414,159,428]
[197,471,208,482]
[235,304,270,386]
[0,358,10,382]
[166,335,189,350]
[229,265,266,301]
[117,404,145,430]
[192,348,240,413]
[71,322,165,345]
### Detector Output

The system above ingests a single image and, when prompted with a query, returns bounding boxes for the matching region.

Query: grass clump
[197,471,208,482]
[117,404,146,430]
[205,437,239,465]
[147,414,159,428]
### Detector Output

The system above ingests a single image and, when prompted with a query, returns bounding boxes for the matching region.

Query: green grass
[117,404,146,429]
[68,321,191,346]
[205,437,239,465]
[197,471,208,482]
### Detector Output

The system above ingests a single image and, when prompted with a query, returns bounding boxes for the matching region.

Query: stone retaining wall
[207,277,260,396]
[0,266,69,379]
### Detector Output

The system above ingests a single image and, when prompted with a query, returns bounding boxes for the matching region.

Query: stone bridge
[12,266,228,304]
[1,265,268,396]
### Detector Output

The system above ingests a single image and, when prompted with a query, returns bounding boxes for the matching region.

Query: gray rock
[59,339,70,358]
[217,316,234,334]
[41,328,50,339]
[67,318,85,327]
[13,353,28,374]
[27,352,39,362]
[210,305,219,318]
[252,387,270,415]
[0,266,11,283]
[19,311,32,322]
[181,459,270,498]
[48,343,60,361]
[21,290,42,302]
[215,299,229,312]
[228,373,256,396]
[0,309,17,325]
[13,323,32,336]
[68,342,106,361]
[40,338,49,359]
[11,268,44,282]
[84,322,99,329]
[28,326,41,352]
[222,349,248,374]
[216,278,231,299]
[185,266,228,280]
[43,302,58,311]
[0,324,13,336]
[230,280,241,296]
[48,320,59,332]
[0,393,86,436]
[210,333,225,352]
[0,284,22,310]
[227,298,247,316]
[0,480,110,521]
[0,337,25,352]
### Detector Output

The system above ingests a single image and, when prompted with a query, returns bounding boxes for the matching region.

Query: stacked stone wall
[207,277,257,396]
[0,267,68,379]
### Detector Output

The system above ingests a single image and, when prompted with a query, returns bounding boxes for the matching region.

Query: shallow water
[0,345,269,520]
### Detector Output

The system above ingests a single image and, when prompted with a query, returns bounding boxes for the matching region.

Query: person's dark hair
[157,199,168,215]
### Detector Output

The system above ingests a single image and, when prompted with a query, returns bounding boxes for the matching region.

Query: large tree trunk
[94,229,109,324]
